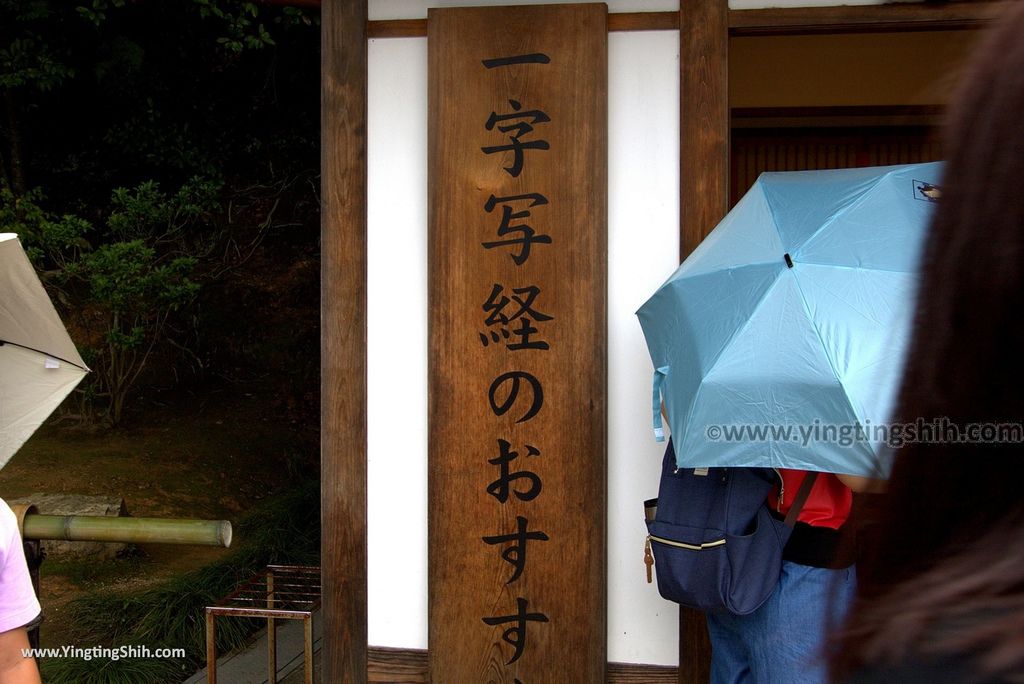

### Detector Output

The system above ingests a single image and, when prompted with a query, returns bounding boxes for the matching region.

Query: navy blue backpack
[644,440,816,615]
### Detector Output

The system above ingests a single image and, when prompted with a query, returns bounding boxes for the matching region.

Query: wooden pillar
[679,0,729,681]
[680,0,729,256]
[321,0,368,682]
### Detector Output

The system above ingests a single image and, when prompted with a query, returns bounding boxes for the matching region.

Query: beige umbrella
[0,233,88,468]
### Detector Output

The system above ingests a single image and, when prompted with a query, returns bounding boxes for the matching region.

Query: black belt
[771,514,856,568]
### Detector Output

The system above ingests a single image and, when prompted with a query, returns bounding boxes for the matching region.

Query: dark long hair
[831,3,1024,679]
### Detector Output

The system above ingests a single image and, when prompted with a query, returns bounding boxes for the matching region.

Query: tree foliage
[0,0,320,426]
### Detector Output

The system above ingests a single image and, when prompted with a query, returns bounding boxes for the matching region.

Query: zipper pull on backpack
[644,536,654,583]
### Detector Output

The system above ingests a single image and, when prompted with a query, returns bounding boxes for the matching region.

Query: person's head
[832,2,1024,678]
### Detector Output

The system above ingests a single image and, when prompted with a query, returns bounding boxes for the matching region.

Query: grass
[42,550,145,587]
[38,654,188,684]
[0,380,319,682]
[39,478,320,684]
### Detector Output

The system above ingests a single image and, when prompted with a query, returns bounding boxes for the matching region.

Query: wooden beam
[367,19,427,38]
[679,0,729,676]
[366,2,1004,39]
[609,11,679,31]
[367,647,677,683]
[732,104,945,120]
[728,0,1008,35]
[368,11,678,38]
[321,0,367,682]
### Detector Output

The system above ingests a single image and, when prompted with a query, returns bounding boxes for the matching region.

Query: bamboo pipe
[20,514,232,548]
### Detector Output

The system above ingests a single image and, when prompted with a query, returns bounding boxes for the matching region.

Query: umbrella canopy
[0,233,88,468]
[637,162,942,477]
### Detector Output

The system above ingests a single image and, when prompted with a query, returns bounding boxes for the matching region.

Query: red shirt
[770,469,852,530]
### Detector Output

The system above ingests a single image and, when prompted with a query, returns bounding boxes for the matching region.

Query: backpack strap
[783,471,819,527]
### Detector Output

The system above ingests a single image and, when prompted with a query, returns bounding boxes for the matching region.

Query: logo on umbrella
[914,180,942,202]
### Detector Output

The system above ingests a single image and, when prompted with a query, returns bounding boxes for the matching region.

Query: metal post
[206,608,217,684]
[267,569,277,684]
[304,614,314,684]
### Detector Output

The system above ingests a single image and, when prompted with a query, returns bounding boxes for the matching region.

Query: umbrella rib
[0,339,89,372]
[789,261,915,275]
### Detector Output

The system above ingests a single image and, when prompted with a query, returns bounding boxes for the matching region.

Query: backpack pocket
[646,519,729,611]
[720,506,789,614]
[646,505,789,615]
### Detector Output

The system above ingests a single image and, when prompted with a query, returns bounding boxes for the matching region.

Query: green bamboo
[22,514,232,547]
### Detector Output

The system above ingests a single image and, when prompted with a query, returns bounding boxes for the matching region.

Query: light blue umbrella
[637,162,942,477]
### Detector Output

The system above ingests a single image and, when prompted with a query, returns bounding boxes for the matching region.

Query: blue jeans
[705,561,857,684]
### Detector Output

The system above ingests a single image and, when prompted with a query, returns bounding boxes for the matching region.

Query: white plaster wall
[367,35,430,651]
[605,30,681,665]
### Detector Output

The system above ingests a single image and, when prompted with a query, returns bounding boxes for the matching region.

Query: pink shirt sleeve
[0,500,41,634]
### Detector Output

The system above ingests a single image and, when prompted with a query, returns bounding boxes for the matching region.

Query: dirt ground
[0,383,316,650]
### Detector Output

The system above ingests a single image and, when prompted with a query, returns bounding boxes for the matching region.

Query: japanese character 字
[482,100,550,178]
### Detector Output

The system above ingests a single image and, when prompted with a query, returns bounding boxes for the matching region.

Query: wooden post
[679,0,729,680]
[681,0,730,256]
[321,0,368,682]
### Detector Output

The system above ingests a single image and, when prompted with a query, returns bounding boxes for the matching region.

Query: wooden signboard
[428,5,607,683]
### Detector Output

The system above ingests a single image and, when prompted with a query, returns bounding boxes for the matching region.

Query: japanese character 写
[482,193,552,266]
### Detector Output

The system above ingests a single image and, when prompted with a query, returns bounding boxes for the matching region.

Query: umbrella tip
[784,253,794,268]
